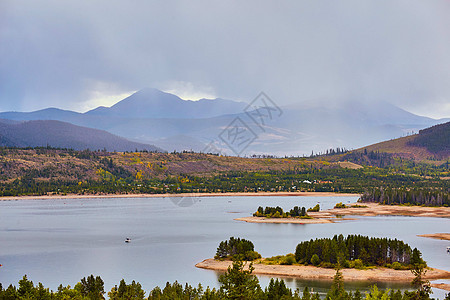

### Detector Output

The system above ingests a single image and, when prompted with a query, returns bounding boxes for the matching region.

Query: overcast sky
[1,1,450,118]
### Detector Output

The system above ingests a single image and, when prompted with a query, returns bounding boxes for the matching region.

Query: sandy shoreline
[430,283,450,292]
[234,202,450,225]
[314,202,450,219]
[195,259,450,282]
[0,191,359,201]
[418,233,450,241]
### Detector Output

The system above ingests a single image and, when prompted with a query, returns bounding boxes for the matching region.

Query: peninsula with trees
[196,236,450,283]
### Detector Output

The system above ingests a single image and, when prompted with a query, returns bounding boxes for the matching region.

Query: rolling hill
[0,119,162,152]
[407,122,450,155]
[353,121,449,161]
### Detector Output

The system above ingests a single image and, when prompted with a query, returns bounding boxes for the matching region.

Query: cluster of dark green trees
[0,275,105,300]
[215,237,261,261]
[334,202,347,209]
[307,204,320,212]
[360,187,449,207]
[341,150,397,168]
[1,260,447,300]
[295,235,426,269]
[253,206,311,218]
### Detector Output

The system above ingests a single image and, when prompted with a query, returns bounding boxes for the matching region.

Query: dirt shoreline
[314,202,450,219]
[195,259,450,282]
[236,202,450,225]
[430,283,450,292]
[235,202,450,224]
[0,191,359,201]
[418,233,450,241]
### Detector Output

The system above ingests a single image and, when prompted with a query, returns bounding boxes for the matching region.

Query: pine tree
[218,260,262,300]
[326,267,348,299]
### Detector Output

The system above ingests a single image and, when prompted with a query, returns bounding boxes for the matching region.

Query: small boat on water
[125,238,131,243]
[447,246,450,253]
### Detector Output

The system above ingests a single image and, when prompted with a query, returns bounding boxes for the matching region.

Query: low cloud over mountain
[0,89,447,156]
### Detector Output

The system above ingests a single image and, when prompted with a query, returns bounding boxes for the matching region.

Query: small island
[235,204,341,224]
[236,202,450,225]
[196,235,450,282]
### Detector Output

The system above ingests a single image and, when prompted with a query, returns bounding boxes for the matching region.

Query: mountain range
[0,119,161,152]
[0,88,448,156]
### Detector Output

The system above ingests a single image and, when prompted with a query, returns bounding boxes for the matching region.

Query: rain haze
[1,0,450,118]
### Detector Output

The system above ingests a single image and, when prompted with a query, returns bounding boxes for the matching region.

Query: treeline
[1,166,448,199]
[1,260,445,300]
[253,206,311,218]
[341,150,396,168]
[360,187,450,207]
[310,147,349,157]
[0,275,107,300]
[215,237,261,261]
[295,234,426,269]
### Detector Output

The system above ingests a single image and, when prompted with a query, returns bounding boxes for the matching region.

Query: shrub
[245,251,262,261]
[350,204,368,208]
[334,202,346,209]
[320,262,334,269]
[353,259,364,269]
[280,254,296,265]
[272,211,281,218]
[342,260,350,268]
[307,204,320,212]
[391,262,402,270]
[311,254,320,266]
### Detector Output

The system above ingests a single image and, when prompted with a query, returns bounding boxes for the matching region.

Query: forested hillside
[0,147,448,198]
[407,121,450,155]
[345,121,449,163]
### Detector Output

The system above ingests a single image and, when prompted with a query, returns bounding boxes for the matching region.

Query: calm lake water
[0,196,449,298]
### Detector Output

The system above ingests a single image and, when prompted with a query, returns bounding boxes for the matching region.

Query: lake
[0,195,449,298]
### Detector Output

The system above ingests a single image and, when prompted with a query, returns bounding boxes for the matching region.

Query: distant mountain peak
[128,87,181,99]
[85,88,247,119]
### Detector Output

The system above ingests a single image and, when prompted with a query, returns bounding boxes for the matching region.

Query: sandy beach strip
[195,259,450,282]
[0,191,359,201]
[235,202,450,225]
[418,233,450,241]
[311,202,450,219]
[430,283,450,292]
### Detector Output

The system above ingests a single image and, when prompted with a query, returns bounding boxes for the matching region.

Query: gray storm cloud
[1,0,449,118]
